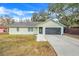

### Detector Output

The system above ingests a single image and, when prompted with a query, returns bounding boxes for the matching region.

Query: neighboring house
[8,19,65,35]
[0,26,8,33]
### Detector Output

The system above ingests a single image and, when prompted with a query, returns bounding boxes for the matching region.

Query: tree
[31,13,38,22]
[59,15,75,27]
[0,15,15,26]
[48,3,66,18]
[48,3,79,27]
[31,10,49,22]
[38,10,49,22]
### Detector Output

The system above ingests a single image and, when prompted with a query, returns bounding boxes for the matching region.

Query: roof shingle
[9,22,40,27]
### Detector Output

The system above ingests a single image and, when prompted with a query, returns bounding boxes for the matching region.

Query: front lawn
[0,35,57,56]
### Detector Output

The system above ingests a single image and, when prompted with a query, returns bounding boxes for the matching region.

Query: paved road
[45,35,79,56]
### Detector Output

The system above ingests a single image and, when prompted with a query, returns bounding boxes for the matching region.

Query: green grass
[0,35,57,56]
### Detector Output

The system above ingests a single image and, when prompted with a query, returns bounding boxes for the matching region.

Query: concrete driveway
[45,35,79,56]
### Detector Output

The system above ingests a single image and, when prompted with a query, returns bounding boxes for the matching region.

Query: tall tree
[48,3,79,27]
[31,13,38,22]
[31,10,49,22]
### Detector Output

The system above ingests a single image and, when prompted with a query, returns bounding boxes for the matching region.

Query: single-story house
[8,19,65,35]
[0,26,8,33]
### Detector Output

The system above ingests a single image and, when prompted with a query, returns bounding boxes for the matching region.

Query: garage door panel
[45,28,61,34]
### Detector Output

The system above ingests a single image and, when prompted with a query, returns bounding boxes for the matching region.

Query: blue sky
[0,3,48,21]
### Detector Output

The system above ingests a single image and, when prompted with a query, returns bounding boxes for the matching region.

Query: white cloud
[25,11,35,13]
[0,6,36,16]
[12,16,20,22]
[25,16,31,19]
[0,7,9,14]
[0,6,38,22]
[12,9,25,16]
[12,16,31,22]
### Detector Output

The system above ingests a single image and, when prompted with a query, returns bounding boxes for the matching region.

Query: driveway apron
[45,35,79,56]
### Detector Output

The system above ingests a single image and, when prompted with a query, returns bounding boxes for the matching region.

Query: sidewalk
[45,35,79,56]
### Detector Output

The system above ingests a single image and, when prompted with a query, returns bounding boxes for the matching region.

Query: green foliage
[48,3,79,27]
[59,16,75,27]
[31,10,49,22]
[31,13,38,22]
[48,3,65,12]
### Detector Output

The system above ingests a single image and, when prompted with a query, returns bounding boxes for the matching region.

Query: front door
[39,27,43,34]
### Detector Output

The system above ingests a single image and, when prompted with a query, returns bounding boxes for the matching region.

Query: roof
[8,19,65,27]
[9,22,40,27]
[36,19,65,27]
[51,19,65,27]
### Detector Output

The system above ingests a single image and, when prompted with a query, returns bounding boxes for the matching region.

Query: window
[39,27,43,34]
[35,27,37,30]
[28,27,33,32]
[17,27,19,32]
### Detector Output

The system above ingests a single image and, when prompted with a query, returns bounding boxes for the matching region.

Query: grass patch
[0,35,57,56]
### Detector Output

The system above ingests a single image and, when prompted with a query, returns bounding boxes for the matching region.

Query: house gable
[36,19,65,27]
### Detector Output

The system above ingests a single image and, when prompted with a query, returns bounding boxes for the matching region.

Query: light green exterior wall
[36,20,62,27]
[9,27,38,34]
[9,20,64,35]
[36,20,64,35]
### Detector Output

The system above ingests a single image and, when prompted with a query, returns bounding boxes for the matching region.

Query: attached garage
[45,28,61,35]
[36,19,65,35]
